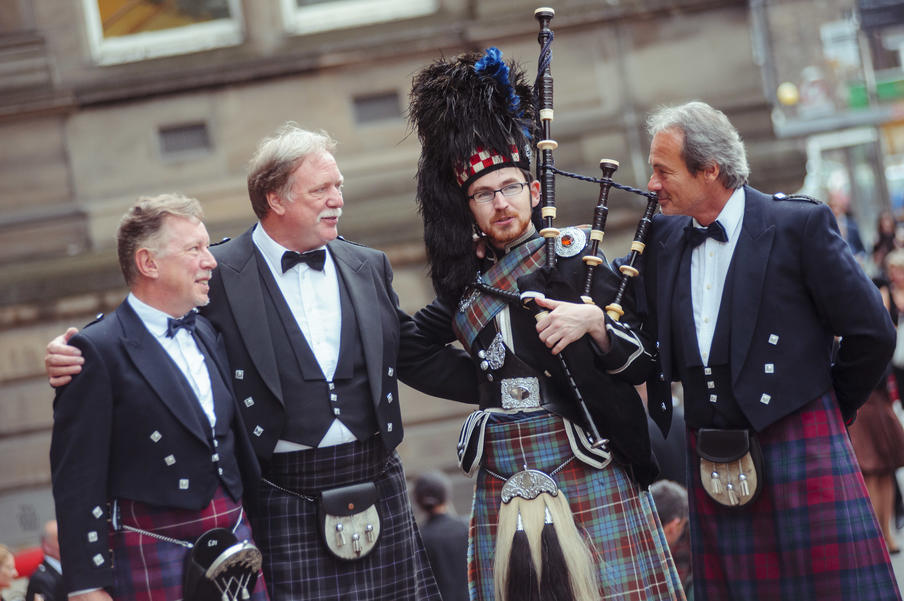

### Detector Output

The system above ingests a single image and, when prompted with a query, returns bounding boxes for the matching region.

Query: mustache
[319,208,343,220]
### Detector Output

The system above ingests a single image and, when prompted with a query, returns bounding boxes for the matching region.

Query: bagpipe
[520,7,660,448]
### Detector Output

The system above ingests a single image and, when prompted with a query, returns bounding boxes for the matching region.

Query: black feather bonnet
[408,47,535,302]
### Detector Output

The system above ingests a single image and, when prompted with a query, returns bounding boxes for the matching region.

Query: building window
[281,0,437,35]
[353,92,401,124]
[158,122,212,158]
[82,0,244,66]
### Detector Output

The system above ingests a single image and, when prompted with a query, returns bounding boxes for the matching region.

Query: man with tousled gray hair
[636,100,899,600]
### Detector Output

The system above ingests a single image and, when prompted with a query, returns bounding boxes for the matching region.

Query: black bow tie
[166,311,197,338]
[281,249,326,273]
[684,220,728,248]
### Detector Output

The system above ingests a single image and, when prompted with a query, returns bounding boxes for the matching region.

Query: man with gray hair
[201,122,475,600]
[637,100,899,600]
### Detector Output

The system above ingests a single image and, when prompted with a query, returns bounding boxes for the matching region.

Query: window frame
[280,0,438,35]
[81,0,245,66]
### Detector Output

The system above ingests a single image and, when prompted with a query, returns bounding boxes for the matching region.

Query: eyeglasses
[468,182,529,204]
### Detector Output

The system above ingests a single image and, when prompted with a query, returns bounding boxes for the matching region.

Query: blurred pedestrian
[25,521,64,601]
[651,480,692,600]
[849,274,904,554]
[0,545,22,601]
[413,472,468,601]
[872,210,898,277]
[828,187,866,258]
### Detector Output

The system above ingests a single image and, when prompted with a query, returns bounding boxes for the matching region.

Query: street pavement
[891,470,904,593]
[893,536,904,593]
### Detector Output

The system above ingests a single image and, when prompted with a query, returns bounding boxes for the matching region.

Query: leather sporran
[696,428,764,508]
[318,481,382,561]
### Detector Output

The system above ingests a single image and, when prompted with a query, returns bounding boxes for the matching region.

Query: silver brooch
[458,288,479,313]
[555,227,586,258]
[485,333,506,370]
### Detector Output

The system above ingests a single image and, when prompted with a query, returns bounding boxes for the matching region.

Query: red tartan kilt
[109,487,267,601]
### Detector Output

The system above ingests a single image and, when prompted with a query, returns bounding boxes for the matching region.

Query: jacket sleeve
[801,203,895,419]
[377,253,479,403]
[587,252,656,385]
[50,334,115,594]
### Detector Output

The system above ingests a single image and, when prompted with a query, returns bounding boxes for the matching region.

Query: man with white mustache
[47,123,477,601]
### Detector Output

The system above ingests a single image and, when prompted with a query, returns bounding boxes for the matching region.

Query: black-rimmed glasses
[468,182,529,204]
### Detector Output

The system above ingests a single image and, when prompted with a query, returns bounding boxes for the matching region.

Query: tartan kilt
[687,392,902,601]
[251,435,440,601]
[110,487,269,601]
[469,410,685,601]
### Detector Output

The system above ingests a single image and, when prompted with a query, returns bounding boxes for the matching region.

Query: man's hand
[534,297,610,355]
[70,591,113,601]
[45,327,83,387]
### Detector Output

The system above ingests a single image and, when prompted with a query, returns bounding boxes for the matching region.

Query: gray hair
[117,193,204,286]
[247,122,337,219]
[646,101,749,189]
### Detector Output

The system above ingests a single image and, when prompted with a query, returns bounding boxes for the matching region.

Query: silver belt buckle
[501,377,541,409]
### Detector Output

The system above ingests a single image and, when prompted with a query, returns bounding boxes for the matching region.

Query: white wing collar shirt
[127,293,216,428]
[252,223,356,450]
[691,186,745,366]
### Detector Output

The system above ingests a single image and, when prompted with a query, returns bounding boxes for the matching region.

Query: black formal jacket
[637,187,895,431]
[204,226,478,465]
[50,301,259,594]
[25,560,65,601]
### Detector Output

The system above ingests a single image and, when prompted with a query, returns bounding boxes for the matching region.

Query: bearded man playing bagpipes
[407,22,686,601]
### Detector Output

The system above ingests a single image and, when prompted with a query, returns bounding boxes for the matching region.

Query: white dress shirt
[252,224,356,450]
[690,187,745,365]
[127,294,215,428]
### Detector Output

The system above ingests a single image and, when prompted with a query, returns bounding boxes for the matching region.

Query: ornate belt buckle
[500,377,541,409]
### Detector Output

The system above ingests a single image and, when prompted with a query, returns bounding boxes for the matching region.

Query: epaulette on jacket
[772,192,820,204]
[85,312,105,327]
[337,235,369,248]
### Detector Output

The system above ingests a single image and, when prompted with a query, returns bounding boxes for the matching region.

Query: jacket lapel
[216,227,284,405]
[329,241,381,407]
[194,320,233,426]
[116,302,209,444]
[655,217,691,381]
[729,187,774,385]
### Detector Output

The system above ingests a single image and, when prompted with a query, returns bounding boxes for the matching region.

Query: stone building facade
[0,0,805,547]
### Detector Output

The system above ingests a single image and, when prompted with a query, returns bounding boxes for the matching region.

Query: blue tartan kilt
[468,410,685,601]
[250,435,441,601]
[109,487,269,601]
[687,392,902,601]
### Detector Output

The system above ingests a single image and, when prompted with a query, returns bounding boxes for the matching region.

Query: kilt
[251,435,441,601]
[110,487,268,601]
[687,392,902,601]
[469,410,685,601]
